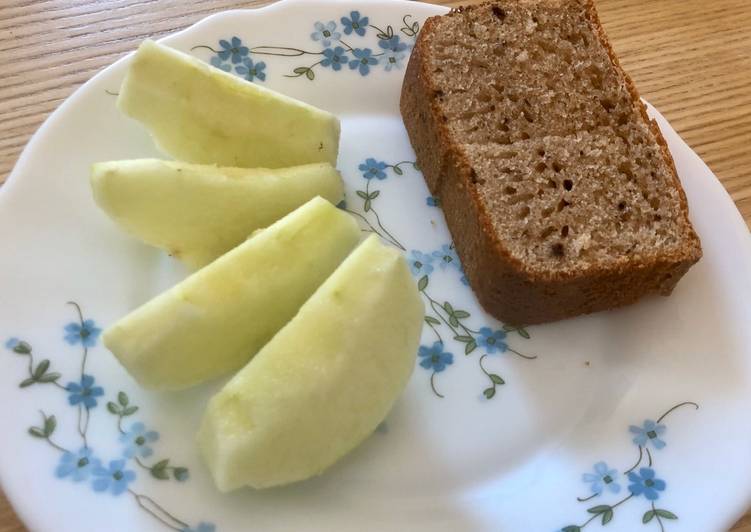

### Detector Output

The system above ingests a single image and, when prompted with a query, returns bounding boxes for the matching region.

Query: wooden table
[0,1,749,530]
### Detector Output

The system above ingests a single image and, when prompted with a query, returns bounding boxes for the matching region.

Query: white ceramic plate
[2,1,750,531]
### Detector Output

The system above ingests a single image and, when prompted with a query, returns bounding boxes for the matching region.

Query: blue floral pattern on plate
[5,302,213,531]
[192,11,421,81]
[560,402,698,531]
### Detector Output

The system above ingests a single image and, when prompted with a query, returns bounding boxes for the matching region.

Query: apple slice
[91,159,344,268]
[103,197,360,391]
[117,40,340,168]
[197,235,424,491]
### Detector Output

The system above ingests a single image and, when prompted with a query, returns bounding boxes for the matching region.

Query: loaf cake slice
[400,0,702,325]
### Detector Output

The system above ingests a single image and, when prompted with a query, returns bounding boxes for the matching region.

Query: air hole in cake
[504,185,517,195]
[540,226,556,239]
[547,179,558,189]
[617,201,626,210]
[552,161,563,173]
[551,243,565,257]
[563,179,573,190]
[518,205,530,219]
[600,98,615,112]
[557,198,570,211]
[561,225,570,237]
[491,6,506,21]
[535,161,547,172]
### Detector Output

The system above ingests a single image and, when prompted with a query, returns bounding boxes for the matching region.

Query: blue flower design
[218,37,249,64]
[476,327,508,354]
[629,419,667,449]
[358,158,388,180]
[341,11,369,36]
[92,459,136,496]
[55,447,100,482]
[66,374,104,409]
[627,467,666,500]
[235,57,266,82]
[64,319,101,347]
[418,342,454,372]
[182,524,216,532]
[382,48,407,71]
[209,56,232,72]
[311,21,341,47]
[426,196,440,207]
[120,422,159,459]
[431,244,460,270]
[379,35,409,53]
[582,461,621,496]
[349,48,378,76]
[408,250,434,276]
[321,46,349,71]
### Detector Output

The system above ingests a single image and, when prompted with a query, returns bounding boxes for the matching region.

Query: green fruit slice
[103,197,360,390]
[198,235,424,491]
[91,159,344,268]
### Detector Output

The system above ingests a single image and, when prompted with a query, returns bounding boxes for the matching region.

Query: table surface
[0,0,749,530]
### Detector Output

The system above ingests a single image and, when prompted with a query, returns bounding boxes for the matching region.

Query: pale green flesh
[91,159,344,268]
[117,40,340,168]
[198,235,424,491]
[103,197,360,391]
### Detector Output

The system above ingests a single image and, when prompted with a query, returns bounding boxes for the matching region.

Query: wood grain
[0,1,749,531]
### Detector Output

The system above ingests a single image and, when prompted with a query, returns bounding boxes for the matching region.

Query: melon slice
[198,235,424,491]
[91,159,343,268]
[103,197,360,390]
[117,40,340,168]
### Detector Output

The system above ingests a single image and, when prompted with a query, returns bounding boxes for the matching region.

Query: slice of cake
[400,0,702,325]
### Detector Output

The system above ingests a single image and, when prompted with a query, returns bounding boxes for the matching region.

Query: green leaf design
[118,391,129,407]
[655,509,677,520]
[502,324,515,332]
[448,315,459,327]
[369,190,380,199]
[13,341,31,354]
[601,509,613,525]
[453,335,473,343]
[293,67,308,75]
[393,165,403,176]
[364,199,371,212]
[37,372,61,383]
[443,301,454,313]
[424,316,440,325]
[356,190,368,200]
[305,69,315,81]
[642,510,655,524]
[28,427,45,438]
[33,359,50,379]
[587,505,612,515]
[19,378,36,388]
[151,459,170,480]
[122,406,139,416]
[107,402,120,415]
[489,374,504,385]
[413,161,420,171]
[464,341,476,355]
[517,327,531,339]
[44,415,57,436]
[483,387,495,399]
[453,310,470,319]
[562,527,581,532]
[417,275,428,291]
[173,467,189,482]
